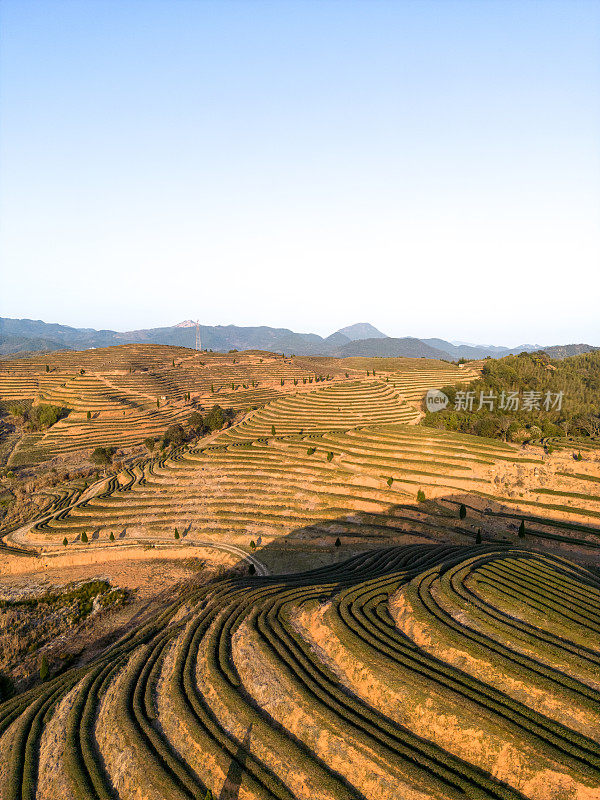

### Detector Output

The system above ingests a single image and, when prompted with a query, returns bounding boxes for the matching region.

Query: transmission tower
[195,320,201,352]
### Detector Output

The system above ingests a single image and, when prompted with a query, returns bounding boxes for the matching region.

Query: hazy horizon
[1,0,599,345]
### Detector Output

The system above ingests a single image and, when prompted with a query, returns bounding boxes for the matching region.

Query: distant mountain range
[0,317,596,361]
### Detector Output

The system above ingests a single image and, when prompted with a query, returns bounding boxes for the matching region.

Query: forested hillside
[423,351,600,442]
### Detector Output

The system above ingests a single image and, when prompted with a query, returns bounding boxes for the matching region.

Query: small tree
[459,504,467,520]
[188,412,204,433]
[417,489,426,503]
[387,477,393,487]
[307,447,315,455]
[334,537,341,547]
[518,519,526,539]
[45,364,50,372]
[475,529,482,544]
[248,563,256,575]
[172,359,175,367]
[326,451,333,462]
[271,425,276,436]
[156,399,160,408]
[63,537,68,547]
[91,447,115,470]
[87,410,91,420]
[30,404,65,430]
[109,532,115,542]
[81,531,88,543]
[144,437,156,452]
[39,655,49,682]
[163,424,186,447]
[174,528,180,539]
[250,540,256,550]
[204,405,228,431]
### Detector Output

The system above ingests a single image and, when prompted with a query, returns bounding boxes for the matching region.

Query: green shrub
[91,446,116,467]
[307,447,315,455]
[174,529,180,539]
[8,402,28,421]
[271,425,276,436]
[204,405,229,431]
[326,451,333,462]
[62,537,68,546]
[188,412,204,432]
[162,424,186,447]
[86,410,91,420]
[109,532,115,541]
[250,540,256,549]
[459,504,467,520]
[387,477,393,487]
[81,532,88,543]
[29,404,68,430]
[417,489,426,502]
[144,437,156,452]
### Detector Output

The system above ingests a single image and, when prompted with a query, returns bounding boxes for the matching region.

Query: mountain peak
[332,323,387,341]
[175,320,197,328]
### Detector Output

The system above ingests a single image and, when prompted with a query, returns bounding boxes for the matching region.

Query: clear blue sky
[1,0,599,345]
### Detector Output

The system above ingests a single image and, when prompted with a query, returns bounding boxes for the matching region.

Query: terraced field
[0,345,473,466]
[1,545,598,800]
[0,346,326,466]
[216,381,420,442]
[18,414,600,553]
[2,343,600,800]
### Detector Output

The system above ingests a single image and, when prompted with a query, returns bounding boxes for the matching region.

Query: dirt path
[0,539,268,577]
